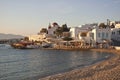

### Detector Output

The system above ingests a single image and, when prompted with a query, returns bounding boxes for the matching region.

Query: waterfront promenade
[39,49,120,80]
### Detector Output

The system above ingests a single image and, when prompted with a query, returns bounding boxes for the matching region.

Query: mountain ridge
[0,33,24,40]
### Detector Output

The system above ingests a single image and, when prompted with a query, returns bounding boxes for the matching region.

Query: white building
[110,21,120,42]
[79,31,95,45]
[80,23,98,29]
[110,21,120,28]
[91,26,111,43]
[47,22,59,35]
[70,23,99,43]
[70,27,89,39]
[70,23,97,40]
[111,28,120,41]
[28,33,47,41]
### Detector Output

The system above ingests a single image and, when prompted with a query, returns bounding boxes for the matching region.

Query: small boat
[11,43,26,49]
[115,46,120,50]
[11,42,41,49]
[26,44,41,49]
[42,42,51,48]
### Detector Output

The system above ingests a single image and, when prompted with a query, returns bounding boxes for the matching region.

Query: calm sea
[0,45,114,80]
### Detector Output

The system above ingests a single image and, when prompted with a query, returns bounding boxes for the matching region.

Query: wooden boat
[11,42,41,49]
[11,43,26,49]
[42,43,51,48]
[115,46,120,50]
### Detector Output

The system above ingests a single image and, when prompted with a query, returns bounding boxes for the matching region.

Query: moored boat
[11,42,41,49]
[42,42,51,48]
[115,46,120,50]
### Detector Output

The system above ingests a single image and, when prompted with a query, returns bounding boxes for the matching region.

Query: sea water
[0,45,114,80]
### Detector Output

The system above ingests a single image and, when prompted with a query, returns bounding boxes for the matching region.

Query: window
[106,33,108,38]
[114,32,116,35]
[80,32,87,37]
[102,32,105,39]
[118,30,120,35]
[90,33,94,39]
[112,32,114,35]
[98,33,101,38]
[112,32,116,35]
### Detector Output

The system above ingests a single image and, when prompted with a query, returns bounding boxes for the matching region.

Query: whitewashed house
[80,23,97,29]
[91,25,111,48]
[70,23,97,40]
[110,21,120,28]
[47,22,59,35]
[111,28,120,41]
[70,27,89,39]
[110,21,120,42]
[70,24,97,45]
[79,31,95,45]
[28,33,47,41]
[70,26,95,46]
[78,24,97,44]
[92,26,111,43]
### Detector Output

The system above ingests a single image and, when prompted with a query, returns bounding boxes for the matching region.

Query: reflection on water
[0,47,114,80]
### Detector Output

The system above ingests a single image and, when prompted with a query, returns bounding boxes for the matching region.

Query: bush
[62,37,73,41]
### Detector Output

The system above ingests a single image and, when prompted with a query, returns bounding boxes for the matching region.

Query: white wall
[92,27,111,43]
[48,25,58,35]
[111,28,120,41]
[70,27,89,39]
[115,24,120,28]
[110,21,120,28]
[28,33,46,41]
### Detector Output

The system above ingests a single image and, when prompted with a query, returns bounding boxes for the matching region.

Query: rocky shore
[39,49,120,80]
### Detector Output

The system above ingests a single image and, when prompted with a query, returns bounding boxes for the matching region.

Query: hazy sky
[0,0,120,36]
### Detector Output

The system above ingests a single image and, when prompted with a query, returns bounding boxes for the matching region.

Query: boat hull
[115,46,120,50]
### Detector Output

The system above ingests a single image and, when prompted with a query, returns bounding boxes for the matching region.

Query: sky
[0,0,120,36]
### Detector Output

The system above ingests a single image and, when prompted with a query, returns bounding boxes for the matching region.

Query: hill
[0,33,24,40]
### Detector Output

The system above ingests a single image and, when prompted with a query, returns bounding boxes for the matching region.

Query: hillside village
[27,20,120,49]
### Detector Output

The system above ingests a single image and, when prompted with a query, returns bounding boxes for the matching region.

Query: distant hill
[0,33,24,40]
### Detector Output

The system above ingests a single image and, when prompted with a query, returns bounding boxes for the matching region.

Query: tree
[111,23,115,28]
[99,23,107,28]
[54,24,70,37]
[54,27,63,37]
[24,37,29,41]
[61,24,69,32]
[52,22,58,27]
[62,37,73,41]
[40,28,48,34]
